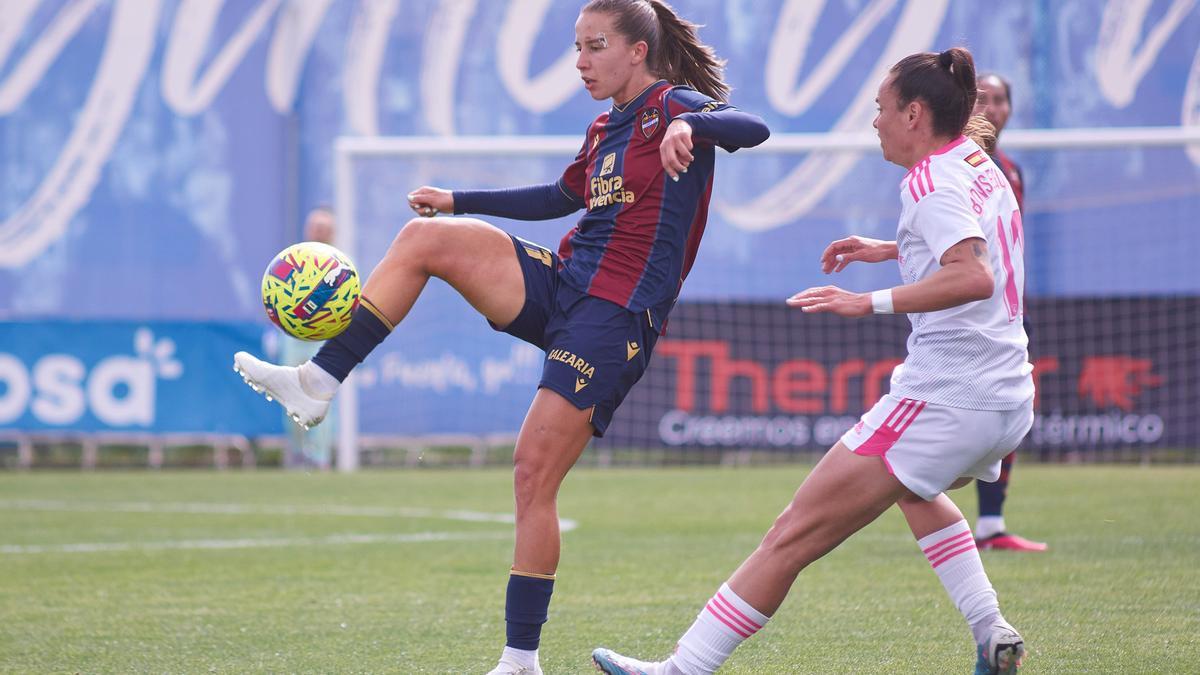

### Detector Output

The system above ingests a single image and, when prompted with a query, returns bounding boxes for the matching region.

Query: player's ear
[630,39,649,65]
[906,100,922,130]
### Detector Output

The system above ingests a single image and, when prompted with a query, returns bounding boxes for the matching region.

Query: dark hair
[582,0,729,101]
[889,47,977,138]
[978,72,1013,108]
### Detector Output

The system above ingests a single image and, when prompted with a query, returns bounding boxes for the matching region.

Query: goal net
[333,128,1200,468]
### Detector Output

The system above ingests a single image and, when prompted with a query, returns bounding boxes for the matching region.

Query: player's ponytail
[890,47,978,138]
[645,0,729,101]
[583,0,730,101]
[963,114,997,154]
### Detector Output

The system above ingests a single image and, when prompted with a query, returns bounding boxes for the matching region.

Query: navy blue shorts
[493,234,661,437]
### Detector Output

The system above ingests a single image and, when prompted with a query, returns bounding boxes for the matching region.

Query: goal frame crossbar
[332,125,1200,471]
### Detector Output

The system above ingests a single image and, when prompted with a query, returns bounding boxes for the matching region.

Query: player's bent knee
[395,216,442,245]
[391,217,453,271]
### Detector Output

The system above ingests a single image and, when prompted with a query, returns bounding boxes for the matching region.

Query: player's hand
[660,119,694,181]
[786,285,871,317]
[407,186,453,218]
[819,236,898,273]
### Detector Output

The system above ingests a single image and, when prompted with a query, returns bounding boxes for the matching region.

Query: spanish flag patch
[964,150,987,167]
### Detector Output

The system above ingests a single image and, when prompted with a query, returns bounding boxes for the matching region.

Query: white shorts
[840,394,1035,501]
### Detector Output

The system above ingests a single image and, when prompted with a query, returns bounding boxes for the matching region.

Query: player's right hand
[660,119,694,181]
[820,236,898,273]
[407,186,454,218]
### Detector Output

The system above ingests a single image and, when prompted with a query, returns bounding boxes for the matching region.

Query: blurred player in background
[593,47,1029,675]
[234,0,769,672]
[971,73,1046,553]
[279,206,338,470]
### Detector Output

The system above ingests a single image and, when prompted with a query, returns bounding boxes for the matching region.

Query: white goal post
[332,125,1200,471]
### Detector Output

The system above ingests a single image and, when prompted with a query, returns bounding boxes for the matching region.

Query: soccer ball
[261,242,360,341]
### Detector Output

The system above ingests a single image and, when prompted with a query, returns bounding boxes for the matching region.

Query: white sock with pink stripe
[918,520,1001,644]
[668,582,769,675]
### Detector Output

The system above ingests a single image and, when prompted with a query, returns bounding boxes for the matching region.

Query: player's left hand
[786,285,872,317]
[660,119,694,181]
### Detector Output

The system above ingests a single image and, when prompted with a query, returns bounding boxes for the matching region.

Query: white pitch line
[1,530,510,555]
[0,499,578,531]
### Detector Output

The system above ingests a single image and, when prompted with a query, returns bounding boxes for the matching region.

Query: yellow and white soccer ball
[261,242,360,341]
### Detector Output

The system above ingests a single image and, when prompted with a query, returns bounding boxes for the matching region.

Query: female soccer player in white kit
[592,47,1032,675]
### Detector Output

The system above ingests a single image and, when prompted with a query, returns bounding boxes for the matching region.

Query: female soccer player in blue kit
[233,1,769,672]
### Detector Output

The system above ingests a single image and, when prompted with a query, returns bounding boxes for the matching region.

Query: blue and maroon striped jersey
[555,80,743,319]
[992,148,1024,213]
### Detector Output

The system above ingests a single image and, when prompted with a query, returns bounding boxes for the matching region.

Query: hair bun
[938,50,954,69]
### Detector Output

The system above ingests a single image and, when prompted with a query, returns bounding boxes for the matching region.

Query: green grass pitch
[1,464,1197,673]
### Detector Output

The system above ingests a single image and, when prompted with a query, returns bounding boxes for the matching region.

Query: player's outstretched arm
[790,236,994,318]
[675,107,770,151]
[786,285,871,317]
[820,235,898,273]
[660,108,770,179]
[408,182,584,222]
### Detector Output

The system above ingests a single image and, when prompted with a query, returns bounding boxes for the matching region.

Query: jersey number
[995,208,1024,322]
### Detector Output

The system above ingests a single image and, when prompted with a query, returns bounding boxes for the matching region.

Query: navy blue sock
[311,297,393,382]
[977,451,1014,517]
[505,571,555,650]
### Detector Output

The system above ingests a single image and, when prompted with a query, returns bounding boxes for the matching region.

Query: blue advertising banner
[0,321,281,435]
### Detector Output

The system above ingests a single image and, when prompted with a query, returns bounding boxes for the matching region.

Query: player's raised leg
[234,216,524,428]
[489,388,595,675]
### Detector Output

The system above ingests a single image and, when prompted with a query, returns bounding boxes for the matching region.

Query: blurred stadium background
[1,0,1196,468]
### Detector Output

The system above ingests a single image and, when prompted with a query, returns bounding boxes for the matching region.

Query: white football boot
[484,656,543,675]
[974,620,1025,675]
[591,648,681,675]
[232,351,332,430]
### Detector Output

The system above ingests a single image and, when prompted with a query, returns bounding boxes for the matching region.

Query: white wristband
[871,289,895,314]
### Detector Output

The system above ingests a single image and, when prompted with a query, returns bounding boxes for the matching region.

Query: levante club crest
[640,108,661,139]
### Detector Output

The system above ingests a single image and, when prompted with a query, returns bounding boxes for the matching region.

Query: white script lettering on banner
[343,0,400,136]
[420,0,479,136]
[1094,0,1196,108]
[0,328,182,427]
[497,0,581,115]
[162,0,283,115]
[719,0,948,232]
[0,0,159,268]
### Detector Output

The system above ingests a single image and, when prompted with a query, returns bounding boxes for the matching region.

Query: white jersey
[889,135,1034,410]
